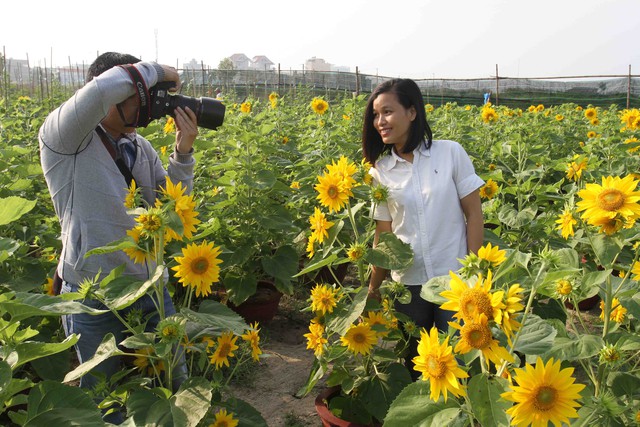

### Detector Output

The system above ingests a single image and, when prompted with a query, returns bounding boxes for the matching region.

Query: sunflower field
[0,88,639,426]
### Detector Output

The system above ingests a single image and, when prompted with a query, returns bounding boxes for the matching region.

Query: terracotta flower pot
[314,386,381,427]
[228,281,282,323]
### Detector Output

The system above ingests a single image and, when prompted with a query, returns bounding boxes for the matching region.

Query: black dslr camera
[148,82,226,130]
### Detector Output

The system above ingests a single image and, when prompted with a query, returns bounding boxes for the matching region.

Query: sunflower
[477,242,506,268]
[136,208,164,238]
[631,261,640,282]
[364,311,389,337]
[43,277,55,296]
[172,241,223,297]
[124,226,153,264]
[340,322,377,355]
[241,322,262,361]
[209,332,239,369]
[555,114,564,121]
[479,179,499,200]
[325,156,357,193]
[496,283,524,341]
[555,279,572,296]
[314,172,350,213]
[620,108,640,130]
[171,195,201,240]
[576,175,640,225]
[412,327,468,402]
[210,408,239,427]
[501,357,585,427]
[163,116,175,134]
[304,321,328,357]
[584,107,597,120]
[481,106,498,123]
[124,179,139,209]
[290,181,301,190]
[133,347,165,376]
[440,270,505,324]
[309,207,334,243]
[598,343,621,365]
[310,97,329,115]
[240,101,251,113]
[589,214,631,235]
[555,209,577,239]
[425,104,434,112]
[599,298,627,323]
[309,283,339,315]
[268,92,278,109]
[449,313,514,369]
[587,130,597,138]
[371,184,389,203]
[306,234,317,259]
[624,137,640,153]
[157,318,185,344]
[566,159,587,181]
[346,243,366,262]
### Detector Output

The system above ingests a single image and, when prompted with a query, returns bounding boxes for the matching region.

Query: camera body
[148,82,226,130]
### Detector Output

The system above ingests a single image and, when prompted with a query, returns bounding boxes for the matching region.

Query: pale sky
[2,0,638,79]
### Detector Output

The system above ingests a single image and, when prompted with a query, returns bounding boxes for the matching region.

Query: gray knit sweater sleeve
[39,62,160,155]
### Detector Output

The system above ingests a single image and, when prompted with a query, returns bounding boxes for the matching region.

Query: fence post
[355,66,360,96]
[1,46,6,105]
[627,65,631,109]
[495,64,499,106]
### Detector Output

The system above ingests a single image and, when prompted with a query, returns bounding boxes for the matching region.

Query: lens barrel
[149,83,226,130]
[169,95,226,130]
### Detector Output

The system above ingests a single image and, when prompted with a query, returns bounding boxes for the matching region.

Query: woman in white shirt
[363,78,484,378]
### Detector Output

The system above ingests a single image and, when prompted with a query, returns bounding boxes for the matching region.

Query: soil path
[227,296,323,426]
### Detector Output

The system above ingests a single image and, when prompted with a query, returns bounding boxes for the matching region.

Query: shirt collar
[380,141,430,171]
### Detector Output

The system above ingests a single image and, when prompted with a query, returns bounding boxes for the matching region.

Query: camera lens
[169,95,226,130]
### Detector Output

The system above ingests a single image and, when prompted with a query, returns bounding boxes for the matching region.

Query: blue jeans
[61,281,188,392]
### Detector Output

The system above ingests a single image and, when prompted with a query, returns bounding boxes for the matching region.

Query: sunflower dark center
[597,189,625,211]
[426,355,446,378]
[191,257,209,274]
[534,386,557,411]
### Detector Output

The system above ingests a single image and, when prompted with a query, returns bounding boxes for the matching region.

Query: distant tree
[216,57,236,89]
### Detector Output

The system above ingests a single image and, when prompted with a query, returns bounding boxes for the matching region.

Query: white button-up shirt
[370,140,484,286]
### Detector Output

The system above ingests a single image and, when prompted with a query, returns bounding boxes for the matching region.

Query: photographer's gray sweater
[39,62,195,285]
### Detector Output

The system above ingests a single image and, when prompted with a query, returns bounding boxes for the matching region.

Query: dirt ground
[227,294,323,427]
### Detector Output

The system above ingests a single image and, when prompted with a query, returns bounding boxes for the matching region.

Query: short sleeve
[452,142,484,199]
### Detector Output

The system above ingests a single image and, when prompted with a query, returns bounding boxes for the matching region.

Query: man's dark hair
[362,78,433,166]
[86,52,140,83]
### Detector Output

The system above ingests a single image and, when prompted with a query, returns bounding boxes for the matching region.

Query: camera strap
[118,64,151,127]
[96,126,135,188]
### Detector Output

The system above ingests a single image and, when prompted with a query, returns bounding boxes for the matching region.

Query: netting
[2,58,639,109]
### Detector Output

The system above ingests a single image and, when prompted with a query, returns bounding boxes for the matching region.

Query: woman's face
[372,92,416,150]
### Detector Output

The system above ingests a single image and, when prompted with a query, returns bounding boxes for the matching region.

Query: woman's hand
[174,107,198,154]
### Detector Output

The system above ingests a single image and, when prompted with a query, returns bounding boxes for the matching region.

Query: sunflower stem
[497,260,546,377]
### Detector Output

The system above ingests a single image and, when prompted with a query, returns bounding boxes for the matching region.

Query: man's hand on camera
[175,107,198,154]
[160,64,181,92]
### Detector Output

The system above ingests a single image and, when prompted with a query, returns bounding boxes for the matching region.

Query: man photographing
[39,52,198,423]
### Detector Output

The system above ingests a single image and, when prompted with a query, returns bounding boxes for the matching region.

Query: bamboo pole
[495,64,499,106]
[627,65,631,109]
[1,46,7,105]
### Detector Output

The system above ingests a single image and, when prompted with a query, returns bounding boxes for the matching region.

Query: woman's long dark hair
[362,78,433,166]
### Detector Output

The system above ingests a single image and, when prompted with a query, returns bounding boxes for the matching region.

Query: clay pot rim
[314,386,381,427]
